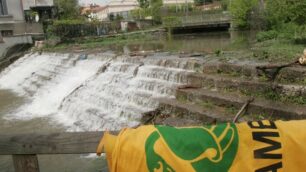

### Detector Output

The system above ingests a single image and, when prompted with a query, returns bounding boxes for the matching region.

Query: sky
[79,0,109,6]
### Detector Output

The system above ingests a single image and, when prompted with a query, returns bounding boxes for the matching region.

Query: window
[1,30,13,37]
[0,33,3,43]
[0,0,8,16]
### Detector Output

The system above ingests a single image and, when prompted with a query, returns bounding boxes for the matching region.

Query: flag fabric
[97,120,306,172]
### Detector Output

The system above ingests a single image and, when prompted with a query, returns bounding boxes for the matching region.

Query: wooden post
[13,155,40,172]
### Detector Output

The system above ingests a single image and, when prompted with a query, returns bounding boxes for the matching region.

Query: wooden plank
[13,155,40,172]
[0,131,109,155]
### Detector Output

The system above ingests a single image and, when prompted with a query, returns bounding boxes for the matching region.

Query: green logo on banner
[145,123,239,172]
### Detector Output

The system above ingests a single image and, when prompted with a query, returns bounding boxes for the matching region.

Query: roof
[107,0,138,6]
[23,0,54,10]
[80,6,107,15]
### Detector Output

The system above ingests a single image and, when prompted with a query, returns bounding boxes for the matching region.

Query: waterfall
[0,52,196,131]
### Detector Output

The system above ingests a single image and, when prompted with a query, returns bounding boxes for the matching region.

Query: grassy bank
[251,39,305,62]
[211,38,305,63]
[42,30,162,53]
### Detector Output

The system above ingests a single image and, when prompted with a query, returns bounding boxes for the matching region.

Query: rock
[79,54,87,60]
[35,41,44,49]
[299,56,306,66]
[298,49,306,65]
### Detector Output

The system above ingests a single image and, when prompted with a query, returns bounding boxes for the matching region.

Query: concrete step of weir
[176,88,306,119]
[201,62,306,84]
[186,73,306,98]
[157,98,235,125]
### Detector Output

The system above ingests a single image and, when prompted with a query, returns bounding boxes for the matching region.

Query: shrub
[51,20,120,41]
[162,16,181,28]
[256,30,278,42]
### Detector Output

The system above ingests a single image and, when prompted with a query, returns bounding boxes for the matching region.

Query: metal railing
[177,13,231,27]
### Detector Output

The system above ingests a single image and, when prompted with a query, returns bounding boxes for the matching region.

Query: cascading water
[0,52,196,131]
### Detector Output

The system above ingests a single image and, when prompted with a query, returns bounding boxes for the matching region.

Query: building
[94,0,194,21]
[164,0,194,5]
[93,0,138,21]
[0,0,25,36]
[81,5,108,21]
[0,0,41,59]
[22,0,56,22]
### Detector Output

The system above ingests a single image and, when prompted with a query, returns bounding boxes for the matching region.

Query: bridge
[167,13,232,33]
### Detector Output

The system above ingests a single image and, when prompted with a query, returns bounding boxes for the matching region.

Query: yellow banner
[97,120,306,172]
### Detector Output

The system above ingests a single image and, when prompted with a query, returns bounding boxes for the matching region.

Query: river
[0,31,255,171]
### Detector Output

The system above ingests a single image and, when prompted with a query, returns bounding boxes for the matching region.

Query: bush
[162,16,181,28]
[256,30,278,42]
[229,0,257,29]
[51,20,120,41]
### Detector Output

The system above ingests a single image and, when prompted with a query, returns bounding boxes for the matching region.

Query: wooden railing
[0,131,112,172]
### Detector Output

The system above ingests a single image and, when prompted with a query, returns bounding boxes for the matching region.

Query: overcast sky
[79,0,109,6]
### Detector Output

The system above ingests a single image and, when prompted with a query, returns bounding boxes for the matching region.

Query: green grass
[225,106,238,115]
[198,101,214,109]
[241,88,306,105]
[42,32,156,52]
[251,39,305,62]
[208,37,304,63]
[177,94,188,103]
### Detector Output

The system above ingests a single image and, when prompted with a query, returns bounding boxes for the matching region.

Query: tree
[229,0,257,28]
[136,0,163,23]
[265,0,306,28]
[194,0,213,6]
[150,0,163,23]
[137,0,150,8]
[54,0,80,19]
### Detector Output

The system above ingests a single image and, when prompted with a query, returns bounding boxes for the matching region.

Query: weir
[0,52,197,131]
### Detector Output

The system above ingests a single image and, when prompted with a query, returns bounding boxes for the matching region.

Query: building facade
[94,0,138,21]
[0,0,38,59]
[0,0,45,36]
[0,0,25,36]
[93,0,193,21]
[22,0,55,22]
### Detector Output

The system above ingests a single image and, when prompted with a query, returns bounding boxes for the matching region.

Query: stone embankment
[143,60,306,126]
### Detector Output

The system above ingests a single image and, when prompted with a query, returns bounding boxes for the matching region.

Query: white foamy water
[0,52,196,131]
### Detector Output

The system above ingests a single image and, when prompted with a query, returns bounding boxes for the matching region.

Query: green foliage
[265,0,306,28]
[51,20,120,40]
[214,49,223,56]
[256,30,278,42]
[130,8,151,19]
[260,0,306,43]
[138,0,150,8]
[54,0,80,19]
[229,0,257,28]
[115,14,124,21]
[151,0,163,23]
[42,32,155,52]
[162,16,181,28]
[194,0,212,6]
[221,0,229,10]
[132,0,163,23]
[256,23,306,44]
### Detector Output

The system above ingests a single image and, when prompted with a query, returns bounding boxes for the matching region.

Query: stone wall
[0,35,33,60]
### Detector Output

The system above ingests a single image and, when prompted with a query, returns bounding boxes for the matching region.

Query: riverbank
[41,28,166,53]
[38,30,305,64]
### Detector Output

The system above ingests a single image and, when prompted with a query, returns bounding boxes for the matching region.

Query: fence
[0,131,112,172]
[179,13,231,27]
